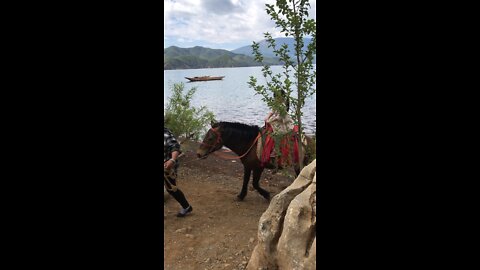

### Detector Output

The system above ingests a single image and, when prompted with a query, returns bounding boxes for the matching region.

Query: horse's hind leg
[294,165,301,176]
[294,148,309,176]
[237,167,251,201]
[252,168,270,201]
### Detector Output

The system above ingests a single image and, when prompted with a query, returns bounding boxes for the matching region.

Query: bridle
[199,127,224,156]
[199,127,261,160]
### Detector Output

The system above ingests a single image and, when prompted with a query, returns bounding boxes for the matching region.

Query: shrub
[164,83,215,141]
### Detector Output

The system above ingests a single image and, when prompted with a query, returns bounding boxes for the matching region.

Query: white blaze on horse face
[196,140,207,156]
[196,144,206,157]
[197,129,219,157]
[196,134,212,157]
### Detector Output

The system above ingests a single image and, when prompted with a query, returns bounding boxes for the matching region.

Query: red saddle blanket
[260,124,299,168]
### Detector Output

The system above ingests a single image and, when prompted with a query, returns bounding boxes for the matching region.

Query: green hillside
[231,38,316,64]
[164,46,281,70]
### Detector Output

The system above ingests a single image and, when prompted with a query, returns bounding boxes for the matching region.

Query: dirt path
[164,141,295,270]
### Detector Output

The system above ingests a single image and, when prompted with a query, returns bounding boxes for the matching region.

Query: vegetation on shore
[164,83,215,141]
[248,0,317,170]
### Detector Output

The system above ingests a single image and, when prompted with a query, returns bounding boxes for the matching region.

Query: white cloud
[164,0,315,49]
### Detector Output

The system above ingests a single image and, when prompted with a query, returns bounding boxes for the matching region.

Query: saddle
[258,123,301,168]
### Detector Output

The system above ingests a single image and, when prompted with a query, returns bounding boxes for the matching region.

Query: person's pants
[164,173,190,209]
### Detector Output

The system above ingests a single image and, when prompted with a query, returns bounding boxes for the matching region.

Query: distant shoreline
[164,41,315,71]
[164,65,285,71]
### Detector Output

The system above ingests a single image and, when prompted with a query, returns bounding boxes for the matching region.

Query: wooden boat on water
[185,76,225,82]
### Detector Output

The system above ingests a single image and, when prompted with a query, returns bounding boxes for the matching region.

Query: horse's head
[196,123,224,159]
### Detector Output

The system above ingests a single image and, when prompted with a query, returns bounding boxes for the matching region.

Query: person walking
[164,127,193,217]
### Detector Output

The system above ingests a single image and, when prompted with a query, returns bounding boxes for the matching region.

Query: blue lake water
[164,66,316,135]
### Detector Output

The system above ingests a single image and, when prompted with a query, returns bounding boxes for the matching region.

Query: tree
[164,83,215,141]
[248,0,316,170]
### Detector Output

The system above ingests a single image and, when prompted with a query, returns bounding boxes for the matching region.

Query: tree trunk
[297,107,304,170]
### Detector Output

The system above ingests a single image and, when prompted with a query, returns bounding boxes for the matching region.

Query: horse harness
[201,127,261,160]
[199,127,223,156]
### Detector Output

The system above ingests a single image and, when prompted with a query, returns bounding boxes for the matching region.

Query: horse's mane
[213,121,260,142]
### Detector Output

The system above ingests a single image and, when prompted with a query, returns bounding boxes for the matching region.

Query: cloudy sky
[164,0,316,51]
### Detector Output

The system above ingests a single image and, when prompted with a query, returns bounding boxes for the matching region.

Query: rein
[212,132,261,160]
[199,127,223,150]
[184,126,262,164]
[164,152,203,166]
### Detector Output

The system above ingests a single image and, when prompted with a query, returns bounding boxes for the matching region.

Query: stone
[175,228,187,233]
[246,160,316,270]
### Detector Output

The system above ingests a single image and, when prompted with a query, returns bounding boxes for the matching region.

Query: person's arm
[164,129,181,169]
[165,150,179,169]
[265,111,273,122]
[269,112,282,122]
[170,150,180,163]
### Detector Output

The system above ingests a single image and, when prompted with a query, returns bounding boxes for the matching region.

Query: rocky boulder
[246,159,316,270]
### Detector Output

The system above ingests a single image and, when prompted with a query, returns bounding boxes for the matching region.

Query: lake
[164,66,316,135]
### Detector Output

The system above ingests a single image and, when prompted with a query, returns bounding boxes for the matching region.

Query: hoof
[236,195,245,201]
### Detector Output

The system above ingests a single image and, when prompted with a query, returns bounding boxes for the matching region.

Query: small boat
[185,76,225,82]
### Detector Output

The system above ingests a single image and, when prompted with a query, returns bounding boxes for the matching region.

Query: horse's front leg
[237,166,251,201]
[252,168,270,201]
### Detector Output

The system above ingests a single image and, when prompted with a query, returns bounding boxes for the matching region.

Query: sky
[164,0,316,51]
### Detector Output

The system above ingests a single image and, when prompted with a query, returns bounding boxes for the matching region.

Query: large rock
[247,160,316,270]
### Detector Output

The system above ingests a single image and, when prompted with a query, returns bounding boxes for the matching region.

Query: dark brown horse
[196,121,313,201]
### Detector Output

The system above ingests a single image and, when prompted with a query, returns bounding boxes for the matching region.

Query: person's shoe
[176,206,193,217]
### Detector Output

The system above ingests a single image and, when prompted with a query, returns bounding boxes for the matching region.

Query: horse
[196,121,314,201]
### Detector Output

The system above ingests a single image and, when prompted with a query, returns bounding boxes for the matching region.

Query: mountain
[231,37,316,63]
[164,46,282,70]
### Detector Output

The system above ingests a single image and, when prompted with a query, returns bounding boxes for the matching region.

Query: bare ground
[164,140,296,270]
